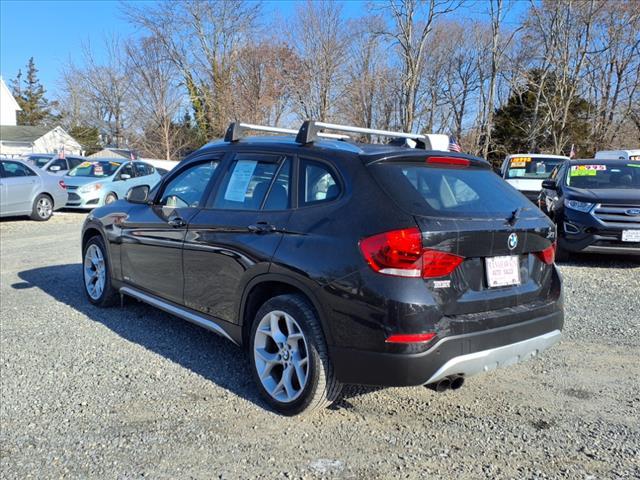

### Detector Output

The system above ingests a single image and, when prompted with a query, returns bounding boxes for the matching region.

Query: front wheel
[104,192,117,205]
[30,194,53,221]
[83,236,118,307]
[249,294,342,415]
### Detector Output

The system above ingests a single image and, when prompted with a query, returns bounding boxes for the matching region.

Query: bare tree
[287,0,348,122]
[376,0,461,132]
[125,36,186,160]
[125,0,261,138]
[233,41,299,126]
[61,37,132,147]
[338,16,396,136]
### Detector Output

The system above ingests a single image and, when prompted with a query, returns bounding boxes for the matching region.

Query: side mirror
[126,185,150,204]
[119,173,131,181]
[542,179,557,190]
[49,165,61,172]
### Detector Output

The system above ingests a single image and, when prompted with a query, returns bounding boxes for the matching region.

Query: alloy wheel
[84,244,106,300]
[37,197,52,219]
[253,310,310,403]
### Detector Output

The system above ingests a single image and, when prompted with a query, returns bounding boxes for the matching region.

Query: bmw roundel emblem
[508,232,518,250]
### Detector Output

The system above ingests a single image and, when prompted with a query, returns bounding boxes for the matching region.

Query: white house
[0,76,20,126]
[0,125,82,156]
[0,76,82,156]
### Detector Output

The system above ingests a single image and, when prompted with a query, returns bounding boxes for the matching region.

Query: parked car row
[498,149,640,259]
[0,155,166,220]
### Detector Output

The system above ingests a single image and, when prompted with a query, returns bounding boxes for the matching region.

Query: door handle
[248,222,276,234]
[168,217,186,228]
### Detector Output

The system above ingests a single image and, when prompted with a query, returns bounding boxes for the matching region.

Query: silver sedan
[0,159,69,221]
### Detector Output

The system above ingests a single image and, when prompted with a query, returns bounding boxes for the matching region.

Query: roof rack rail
[295,120,450,151]
[224,122,348,142]
[223,121,450,151]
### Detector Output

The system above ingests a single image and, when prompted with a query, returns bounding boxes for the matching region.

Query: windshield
[27,156,53,168]
[565,163,640,189]
[68,160,121,177]
[370,163,531,218]
[506,157,564,179]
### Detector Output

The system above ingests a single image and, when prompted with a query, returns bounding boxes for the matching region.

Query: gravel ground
[1,212,639,479]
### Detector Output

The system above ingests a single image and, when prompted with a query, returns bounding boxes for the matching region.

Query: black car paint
[82,138,563,387]
[539,159,640,254]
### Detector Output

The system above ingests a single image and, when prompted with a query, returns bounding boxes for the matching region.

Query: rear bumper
[331,309,563,386]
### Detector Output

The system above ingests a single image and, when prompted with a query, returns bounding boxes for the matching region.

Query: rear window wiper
[506,207,523,226]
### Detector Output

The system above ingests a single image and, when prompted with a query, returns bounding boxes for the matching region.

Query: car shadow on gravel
[16,263,273,412]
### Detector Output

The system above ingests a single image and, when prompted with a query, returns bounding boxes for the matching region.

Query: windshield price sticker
[94,165,104,175]
[511,157,531,167]
[570,165,606,176]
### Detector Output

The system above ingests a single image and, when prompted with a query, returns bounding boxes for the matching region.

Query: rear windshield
[506,157,563,179]
[370,163,531,218]
[565,163,640,189]
[68,160,121,177]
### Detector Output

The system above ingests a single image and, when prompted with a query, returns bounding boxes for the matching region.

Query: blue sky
[1,0,528,98]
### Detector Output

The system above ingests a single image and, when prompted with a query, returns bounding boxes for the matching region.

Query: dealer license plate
[486,255,521,288]
[621,230,640,242]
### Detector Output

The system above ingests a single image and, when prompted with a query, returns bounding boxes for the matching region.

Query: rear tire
[249,294,342,415]
[30,194,53,221]
[82,235,118,307]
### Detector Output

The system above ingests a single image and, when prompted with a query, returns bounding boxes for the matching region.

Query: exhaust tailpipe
[449,374,465,390]
[426,377,451,392]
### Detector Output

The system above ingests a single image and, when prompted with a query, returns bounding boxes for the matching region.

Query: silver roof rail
[295,120,450,151]
[223,121,451,151]
[224,122,348,142]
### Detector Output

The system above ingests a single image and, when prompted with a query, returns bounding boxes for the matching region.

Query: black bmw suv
[81,121,564,415]
[539,158,640,259]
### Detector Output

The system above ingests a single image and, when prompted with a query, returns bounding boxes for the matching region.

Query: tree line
[10,0,640,163]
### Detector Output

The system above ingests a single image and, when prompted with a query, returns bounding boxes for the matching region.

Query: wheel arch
[37,191,54,208]
[239,274,332,349]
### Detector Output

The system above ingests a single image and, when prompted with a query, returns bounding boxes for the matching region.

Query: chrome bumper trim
[424,329,562,384]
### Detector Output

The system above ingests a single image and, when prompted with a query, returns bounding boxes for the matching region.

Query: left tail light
[535,242,556,265]
[58,180,67,190]
[359,227,464,279]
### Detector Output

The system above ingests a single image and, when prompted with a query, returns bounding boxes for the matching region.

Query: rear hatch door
[368,156,557,316]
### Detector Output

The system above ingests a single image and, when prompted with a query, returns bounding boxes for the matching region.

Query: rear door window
[68,157,84,169]
[300,159,340,206]
[212,154,283,210]
[370,162,529,218]
[134,162,154,177]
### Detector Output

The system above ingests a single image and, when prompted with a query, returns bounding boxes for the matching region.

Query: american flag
[448,137,462,153]
[569,144,576,159]
[130,150,136,161]
[58,146,65,159]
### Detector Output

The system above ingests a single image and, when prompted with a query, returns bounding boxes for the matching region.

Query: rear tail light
[535,242,556,264]
[359,227,464,278]
[58,180,66,190]
[426,156,470,167]
[385,332,436,344]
